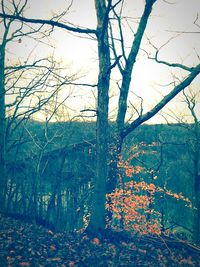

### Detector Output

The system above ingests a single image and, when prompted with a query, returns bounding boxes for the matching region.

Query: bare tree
[182,88,200,245]
[0,0,78,211]
[1,0,200,234]
[158,87,200,244]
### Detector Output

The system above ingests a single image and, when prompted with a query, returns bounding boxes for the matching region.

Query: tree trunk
[184,95,200,245]
[106,132,123,211]
[107,133,123,194]
[106,134,123,223]
[193,122,200,245]
[87,0,111,234]
[0,44,6,211]
[194,173,200,245]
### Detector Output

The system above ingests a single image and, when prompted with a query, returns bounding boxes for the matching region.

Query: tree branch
[116,0,157,131]
[0,13,97,35]
[150,50,195,72]
[121,63,200,138]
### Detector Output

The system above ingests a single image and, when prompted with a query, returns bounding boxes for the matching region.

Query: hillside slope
[0,214,200,267]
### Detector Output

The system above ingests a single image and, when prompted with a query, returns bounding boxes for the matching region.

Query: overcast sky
[2,0,200,123]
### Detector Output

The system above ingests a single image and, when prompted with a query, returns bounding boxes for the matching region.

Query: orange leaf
[50,245,57,251]
[92,237,100,245]
[47,230,54,235]
[47,257,61,262]
[19,262,30,267]
[52,257,61,262]
[69,261,75,266]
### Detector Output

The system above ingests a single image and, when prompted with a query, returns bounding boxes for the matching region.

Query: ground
[0,214,200,266]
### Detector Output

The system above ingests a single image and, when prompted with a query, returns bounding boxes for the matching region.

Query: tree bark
[184,91,200,245]
[192,113,200,245]
[87,0,111,234]
[0,43,6,211]
[194,172,200,245]
[117,0,157,132]
[107,133,123,194]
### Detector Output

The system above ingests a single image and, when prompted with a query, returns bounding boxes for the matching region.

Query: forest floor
[0,213,200,267]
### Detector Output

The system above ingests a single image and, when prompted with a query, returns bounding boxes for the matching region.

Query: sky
[2,0,200,123]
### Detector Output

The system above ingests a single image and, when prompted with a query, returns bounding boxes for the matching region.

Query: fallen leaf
[47,257,61,262]
[92,237,100,245]
[47,230,54,235]
[19,262,30,266]
[50,245,57,251]
[69,261,75,266]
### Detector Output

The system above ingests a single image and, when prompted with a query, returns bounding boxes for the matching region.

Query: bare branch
[153,50,195,72]
[80,108,97,113]
[146,36,195,72]
[109,22,124,73]
[108,55,122,72]
[194,13,200,29]
[0,12,97,35]
[121,63,200,138]
[117,0,157,131]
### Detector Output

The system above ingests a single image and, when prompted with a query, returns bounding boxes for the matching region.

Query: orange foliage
[68,261,76,267]
[106,181,161,236]
[47,230,54,235]
[106,143,192,236]
[92,237,100,245]
[19,263,30,267]
[47,257,61,262]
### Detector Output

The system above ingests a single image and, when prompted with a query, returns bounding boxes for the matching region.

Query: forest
[0,0,200,266]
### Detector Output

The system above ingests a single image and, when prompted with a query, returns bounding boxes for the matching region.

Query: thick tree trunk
[0,44,6,211]
[106,134,123,223]
[194,173,200,245]
[87,0,111,234]
[193,122,200,245]
[185,99,200,245]
[107,133,123,194]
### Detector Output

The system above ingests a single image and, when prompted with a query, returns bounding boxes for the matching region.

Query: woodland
[0,0,200,266]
